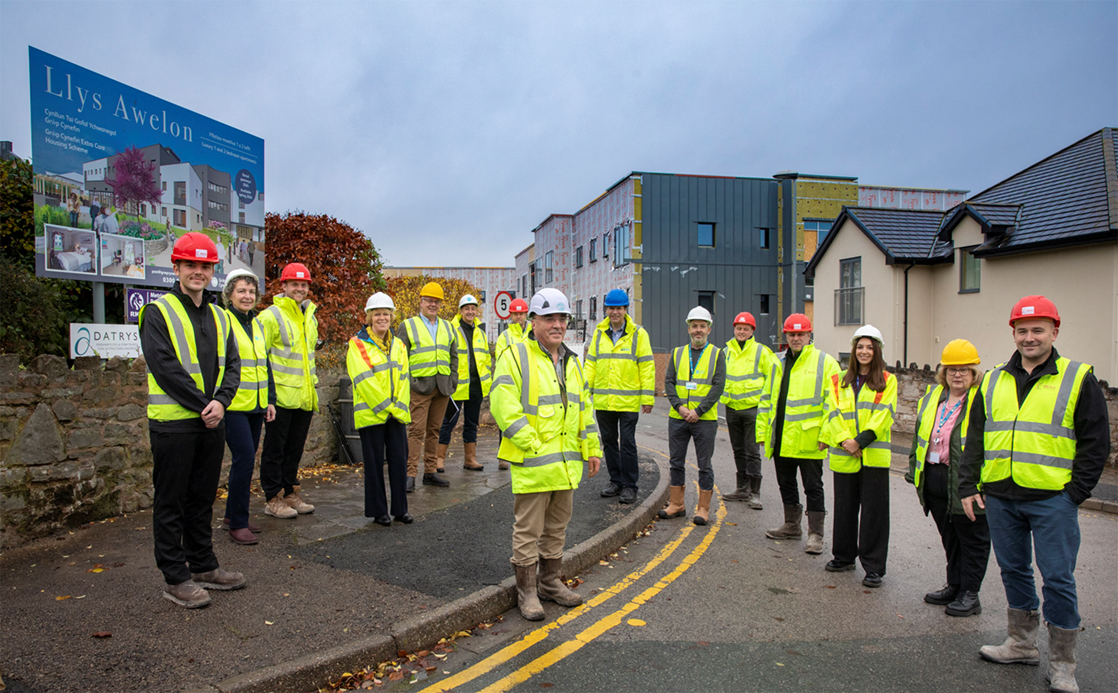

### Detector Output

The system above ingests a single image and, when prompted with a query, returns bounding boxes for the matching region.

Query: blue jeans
[986,492,1081,629]
[224,411,264,530]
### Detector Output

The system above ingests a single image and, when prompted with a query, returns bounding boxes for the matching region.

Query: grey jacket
[396,316,459,397]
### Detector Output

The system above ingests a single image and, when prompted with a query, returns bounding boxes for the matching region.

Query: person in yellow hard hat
[906,339,989,617]
[396,281,459,491]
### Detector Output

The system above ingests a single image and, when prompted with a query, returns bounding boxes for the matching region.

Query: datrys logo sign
[70,323,141,359]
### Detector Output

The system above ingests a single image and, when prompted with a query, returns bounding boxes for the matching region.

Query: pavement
[0,421,665,693]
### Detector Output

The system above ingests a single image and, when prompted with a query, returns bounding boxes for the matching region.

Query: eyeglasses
[946,368,971,376]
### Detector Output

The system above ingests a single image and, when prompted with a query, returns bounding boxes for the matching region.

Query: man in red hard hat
[139,232,244,607]
[959,296,1109,693]
[257,262,320,519]
[721,311,776,508]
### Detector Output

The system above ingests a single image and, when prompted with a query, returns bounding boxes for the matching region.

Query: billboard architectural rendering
[28,47,266,289]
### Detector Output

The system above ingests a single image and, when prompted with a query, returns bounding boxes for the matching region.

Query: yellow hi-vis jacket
[584,315,655,412]
[401,315,455,378]
[979,357,1092,491]
[495,321,530,360]
[721,337,776,410]
[756,343,841,460]
[258,295,319,411]
[824,370,897,472]
[910,384,976,491]
[226,309,269,412]
[668,343,721,422]
[139,295,230,421]
[490,340,602,495]
[450,315,492,400]
[346,330,411,428]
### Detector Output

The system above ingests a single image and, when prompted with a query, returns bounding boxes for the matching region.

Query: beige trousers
[407,390,450,476]
[511,489,574,567]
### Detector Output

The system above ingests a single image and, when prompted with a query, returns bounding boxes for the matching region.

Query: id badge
[928,451,941,464]
[685,381,697,391]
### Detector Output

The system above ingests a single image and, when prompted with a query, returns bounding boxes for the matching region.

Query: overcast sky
[2,1,1115,268]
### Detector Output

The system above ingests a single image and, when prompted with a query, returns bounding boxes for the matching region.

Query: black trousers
[359,419,409,518]
[773,456,825,512]
[150,427,225,585]
[725,406,762,479]
[832,466,890,575]
[260,406,314,501]
[668,417,717,491]
[439,380,482,445]
[925,463,991,592]
[597,409,640,489]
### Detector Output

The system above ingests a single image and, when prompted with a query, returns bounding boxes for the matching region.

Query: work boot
[464,442,484,470]
[162,580,211,608]
[805,510,826,554]
[766,504,803,539]
[619,487,637,504]
[514,564,545,621]
[658,485,687,519]
[499,460,510,470]
[979,607,1041,665]
[1046,623,1080,693]
[749,476,764,510]
[600,482,622,498]
[264,496,297,519]
[229,528,259,545]
[191,568,246,591]
[537,557,582,607]
[925,584,960,605]
[692,489,714,526]
[945,590,982,617]
[722,473,751,501]
[406,476,416,493]
[436,443,448,473]
[222,518,263,533]
[423,472,450,487]
[284,487,315,514]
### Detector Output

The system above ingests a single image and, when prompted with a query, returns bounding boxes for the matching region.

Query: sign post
[493,291,513,321]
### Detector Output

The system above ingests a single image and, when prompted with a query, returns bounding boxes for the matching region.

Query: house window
[173,209,186,227]
[521,273,528,297]
[576,299,583,319]
[161,181,167,191]
[613,226,630,266]
[697,291,715,314]
[602,232,609,258]
[589,296,597,321]
[835,257,863,325]
[804,219,833,241]
[759,294,770,315]
[161,206,167,217]
[479,290,486,301]
[529,263,537,295]
[575,245,584,268]
[697,222,715,248]
[544,251,554,283]
[589,238,597,262]
[759,228,770,249]
[959,246,980,293]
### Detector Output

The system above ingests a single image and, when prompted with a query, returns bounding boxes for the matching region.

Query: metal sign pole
[93,281,106,323]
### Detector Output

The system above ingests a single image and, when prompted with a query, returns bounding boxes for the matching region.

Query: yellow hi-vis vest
[258,296,319,411]
[824,370,897,472]
[495,321,529,360]
[226,310,269,412]
[450,315,492,400]
[757,343,841,460]
[721,337,775,410]
[979,357,1091,491]
[911,384,975,489]
[584,315,655,412]
[402,315,455,378]
[490,340,602,495]
[346,333,411,428]
[139,295,230,421]
[669,343,720,421]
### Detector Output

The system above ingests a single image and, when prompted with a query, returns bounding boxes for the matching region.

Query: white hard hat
[364,292,395,312]
[224,268,258,287]
[528,288,571,317]
[851,324,884,347]
[686,306,713,324]
[458,294,480,309]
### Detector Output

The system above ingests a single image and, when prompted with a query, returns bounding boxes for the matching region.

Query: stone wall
[0,353,342,549]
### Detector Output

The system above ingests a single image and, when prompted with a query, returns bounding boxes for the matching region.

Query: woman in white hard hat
[822,324,897,588]
[347,292,412,526]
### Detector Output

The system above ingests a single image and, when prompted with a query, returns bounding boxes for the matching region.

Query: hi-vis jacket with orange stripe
[824,370,898,472]
[584,315,655,412]
[756,344,841,460]
[346,328,411,428]
[257,295,319,411]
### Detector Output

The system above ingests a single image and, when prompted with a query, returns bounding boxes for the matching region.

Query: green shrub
[0,255,72,362]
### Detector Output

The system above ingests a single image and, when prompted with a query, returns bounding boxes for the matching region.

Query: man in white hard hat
[659,306,726,526]
[438,294,492,472]
[490,288,602,621]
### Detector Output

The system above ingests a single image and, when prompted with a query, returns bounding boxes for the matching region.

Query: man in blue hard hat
[584,288,655,504]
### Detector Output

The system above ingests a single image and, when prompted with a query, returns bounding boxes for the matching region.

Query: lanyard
[933,397,963,443]
[689,344,707,376]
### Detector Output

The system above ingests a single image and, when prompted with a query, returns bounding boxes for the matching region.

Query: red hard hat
[281,263,312,282]
[782,313,812,333]
[170,232,219,263]
[509,298,529,313]
[1009,295,1060,328]
[733,312,756,328]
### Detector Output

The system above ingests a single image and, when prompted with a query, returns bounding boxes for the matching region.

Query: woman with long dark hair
[823,325,897,588]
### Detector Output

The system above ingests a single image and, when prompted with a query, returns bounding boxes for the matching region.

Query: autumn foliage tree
[105,146,162,215]
[264,211,385,343]
[383,275,485,331]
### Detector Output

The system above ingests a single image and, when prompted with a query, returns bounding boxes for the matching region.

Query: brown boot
[499,459,510,470]
[436,443,448,473]
[749,476,764,510]
[692,489,714,526]
[766,504,803,539]
[284,486,314,514]
[537,557,582,607]
[514,563,545,621]
[805,510,826,554]
[464,442,484,470]
[658,485,687,519]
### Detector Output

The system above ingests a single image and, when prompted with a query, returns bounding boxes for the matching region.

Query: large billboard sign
[28,47,266,289]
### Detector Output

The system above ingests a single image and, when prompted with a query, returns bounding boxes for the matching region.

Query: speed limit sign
[493,291,513,320]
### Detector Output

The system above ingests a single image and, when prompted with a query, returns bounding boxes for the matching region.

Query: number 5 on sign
[494,291,513,320]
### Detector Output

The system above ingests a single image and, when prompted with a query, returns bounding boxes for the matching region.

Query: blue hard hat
[604,289,629,307]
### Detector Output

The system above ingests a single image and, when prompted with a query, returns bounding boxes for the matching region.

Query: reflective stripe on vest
[227,311,268,412]
[404,316,453,378]
[262,299,319,411]
[586,322,655,411]
[670,344,720,421]
[350,336,410,428]
[141,296,229,421]
[452,318,492,400]
[722,339,767,409]
[911,384,975,490]
[827,371,895,470]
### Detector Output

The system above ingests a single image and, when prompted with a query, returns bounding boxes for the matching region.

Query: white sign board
[70,323,141,359]
[493,291,513,320]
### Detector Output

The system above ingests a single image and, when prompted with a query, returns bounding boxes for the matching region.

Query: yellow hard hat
[419,282,444,300]
[941,339,980,366]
